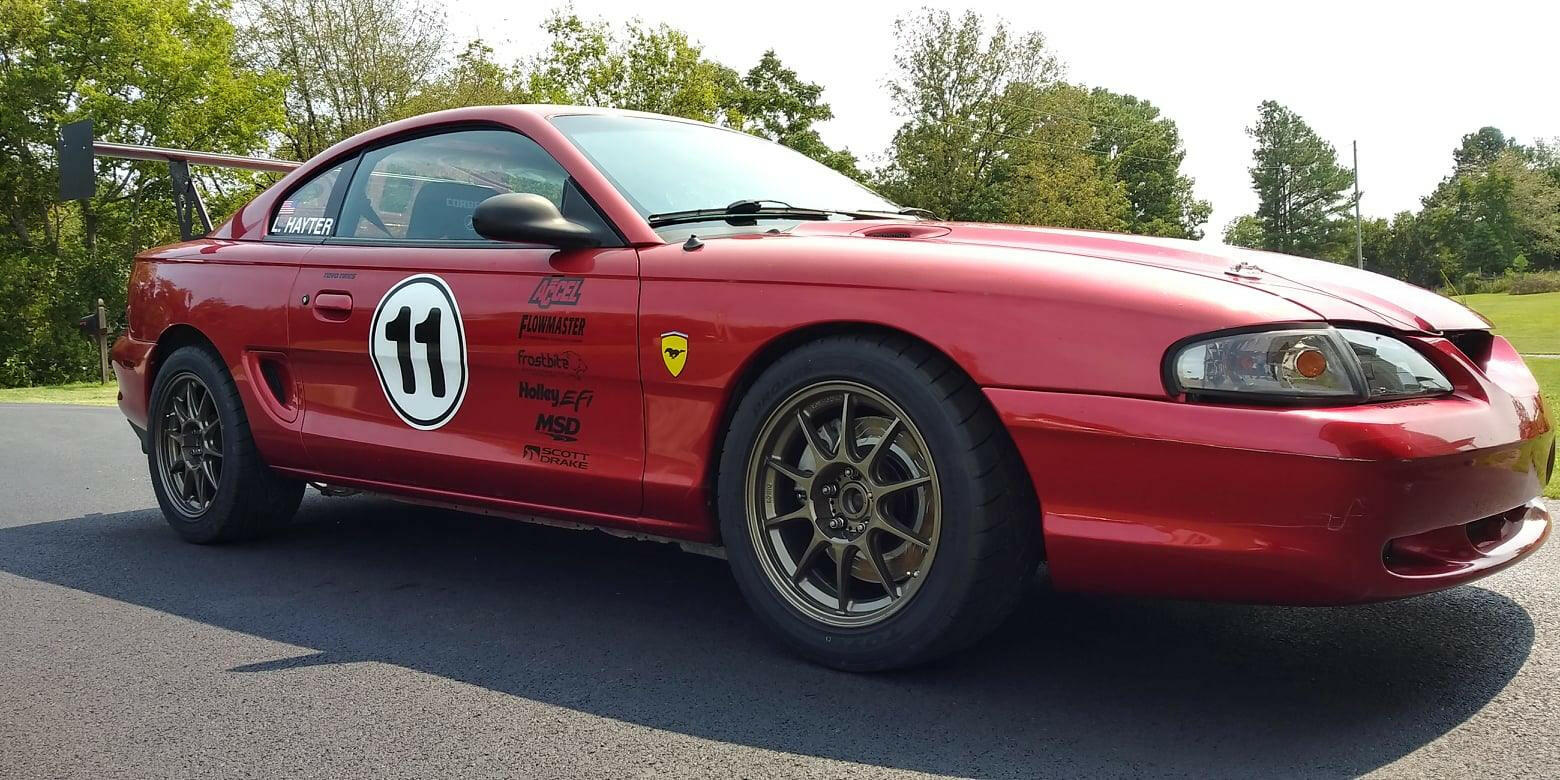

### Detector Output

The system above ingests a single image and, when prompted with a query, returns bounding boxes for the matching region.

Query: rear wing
[58,119,300,241]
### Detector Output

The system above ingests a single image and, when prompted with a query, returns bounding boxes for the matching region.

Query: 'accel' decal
[528,275,585,309]
[369,274,469,430]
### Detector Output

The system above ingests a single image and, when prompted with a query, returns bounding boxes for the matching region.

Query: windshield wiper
[853,207,938,220]
[647,199,886,228]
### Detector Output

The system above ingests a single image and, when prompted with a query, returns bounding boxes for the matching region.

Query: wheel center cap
[837,482,870,520]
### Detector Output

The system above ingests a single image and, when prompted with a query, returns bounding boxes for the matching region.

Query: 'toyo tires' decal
[369,274,468,430]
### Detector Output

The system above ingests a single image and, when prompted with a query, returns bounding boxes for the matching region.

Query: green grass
[1459,292,1560,498]
[1524,358,1560,499]
[0,381,119,406]
[1454,291,1560,355]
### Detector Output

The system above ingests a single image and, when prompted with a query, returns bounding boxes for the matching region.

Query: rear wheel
[148,346,304,543]
[718,334,1039,671]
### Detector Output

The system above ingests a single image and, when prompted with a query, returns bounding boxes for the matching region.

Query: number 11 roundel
[370,274,469,430]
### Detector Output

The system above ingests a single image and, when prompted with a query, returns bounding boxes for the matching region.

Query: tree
[392,40,527,119]
[239,0,448,159]
[875,8,1061,220]
[876,9,1205,232]
[524,10,739,125]
[1085,88,1210,239]
[732,51,860,178]
[1222,215,1264,248]
[999,84,1129,230]
[523,12,857,176]
[1423,147,1560,275]
[1373,211,1442,288]
[1244,100,1355,259]
[0,0,283,386]
[1452,126,1515,172]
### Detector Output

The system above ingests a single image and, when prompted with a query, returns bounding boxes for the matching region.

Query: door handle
[313,292,353,313]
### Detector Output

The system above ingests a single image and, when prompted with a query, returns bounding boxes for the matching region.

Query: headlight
[1169,326,1453,403]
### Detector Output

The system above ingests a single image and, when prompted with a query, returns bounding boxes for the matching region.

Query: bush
[1444,271,1560,296]
[1508,271,1560,295]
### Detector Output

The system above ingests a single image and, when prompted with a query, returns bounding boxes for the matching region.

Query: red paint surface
[113,106,1554,603]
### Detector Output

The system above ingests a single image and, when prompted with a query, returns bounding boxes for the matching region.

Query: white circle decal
[369,274,468,430]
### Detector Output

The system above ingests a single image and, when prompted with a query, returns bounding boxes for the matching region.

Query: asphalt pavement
[1,403,1557,778]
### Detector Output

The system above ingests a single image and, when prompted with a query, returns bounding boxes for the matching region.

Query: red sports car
[100,106,1553,670]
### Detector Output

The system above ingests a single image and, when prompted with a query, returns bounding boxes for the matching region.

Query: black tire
[717,333,1040,671]
[147,345,304,543]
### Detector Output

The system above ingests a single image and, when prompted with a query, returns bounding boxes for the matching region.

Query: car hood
[810,221,1491,333]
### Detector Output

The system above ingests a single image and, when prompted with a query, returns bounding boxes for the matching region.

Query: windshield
[551,114,898,228]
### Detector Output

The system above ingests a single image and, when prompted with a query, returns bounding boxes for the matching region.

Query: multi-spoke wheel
[148,345,304,543]
[746,381,941,627]
[156,373,224,517]
[719,334,1040,671]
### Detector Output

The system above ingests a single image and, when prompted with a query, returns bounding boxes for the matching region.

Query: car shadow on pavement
[0,496,1536,778]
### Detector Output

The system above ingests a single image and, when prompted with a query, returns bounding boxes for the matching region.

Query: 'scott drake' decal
[369,274,469,430]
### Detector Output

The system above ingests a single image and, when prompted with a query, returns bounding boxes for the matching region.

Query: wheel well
[148,324,219,385]
[705,322,1042,549]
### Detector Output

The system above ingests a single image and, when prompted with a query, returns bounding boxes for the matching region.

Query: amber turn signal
[1295,349,1328,378]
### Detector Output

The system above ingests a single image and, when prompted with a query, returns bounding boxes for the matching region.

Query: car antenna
[683,234,704,251]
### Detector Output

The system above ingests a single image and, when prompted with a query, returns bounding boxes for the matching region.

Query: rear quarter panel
[124,240,305,468]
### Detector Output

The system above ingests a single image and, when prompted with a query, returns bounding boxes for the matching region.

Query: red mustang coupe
[104,106,1553,670]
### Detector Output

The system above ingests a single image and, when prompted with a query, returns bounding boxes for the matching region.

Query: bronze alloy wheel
[744,380,942,628]
[156,371,224,518]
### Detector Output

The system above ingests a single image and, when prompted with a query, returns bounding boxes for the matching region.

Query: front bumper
[987,341,1553,605]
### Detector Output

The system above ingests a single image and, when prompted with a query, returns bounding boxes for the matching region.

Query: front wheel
[718,334,1039,671]
[148,345,304,543]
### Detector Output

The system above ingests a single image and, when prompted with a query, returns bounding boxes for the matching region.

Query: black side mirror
[472,193,600,248]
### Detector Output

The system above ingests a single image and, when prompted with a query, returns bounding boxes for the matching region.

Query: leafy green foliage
[392,40,527,119]
[874,8,1061,222]
[731,51,860,178]
[1222,215,1264,249]
[522,11,860,177]
[1084,88,1210,239]
[1276,125,1560,287]
[238,0,447,160]
[1242,100,1355,259]
[1421,146,1560,277]
[525,11,739,125]
[874,9,1207,235]
[0,0,283,387]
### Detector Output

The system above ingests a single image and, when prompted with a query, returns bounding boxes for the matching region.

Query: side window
[338,129,572,242]
[269,162,346,238]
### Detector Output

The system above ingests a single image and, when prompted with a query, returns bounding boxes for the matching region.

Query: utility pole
[1353,140,1363,269]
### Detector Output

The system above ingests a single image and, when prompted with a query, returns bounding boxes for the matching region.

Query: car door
[284,127,642,516]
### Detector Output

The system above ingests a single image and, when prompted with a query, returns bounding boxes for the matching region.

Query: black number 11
[384,306,445,397]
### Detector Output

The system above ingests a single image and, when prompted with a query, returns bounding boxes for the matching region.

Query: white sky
[455,0,1560,237]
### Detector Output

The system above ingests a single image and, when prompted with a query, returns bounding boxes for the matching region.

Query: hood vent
[854,224,951,240]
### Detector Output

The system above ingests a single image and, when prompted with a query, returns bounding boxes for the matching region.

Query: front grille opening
[1465,506,1528,553]
[1383,504,1532,575]
[1444,329,1494,368]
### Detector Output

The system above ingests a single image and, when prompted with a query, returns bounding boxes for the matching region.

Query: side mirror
[472,193,600,248]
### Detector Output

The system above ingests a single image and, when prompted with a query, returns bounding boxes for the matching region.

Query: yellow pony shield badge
[659,331,689,377]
